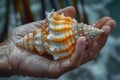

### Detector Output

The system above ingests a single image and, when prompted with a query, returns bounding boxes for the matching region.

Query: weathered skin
[0,6,116,78]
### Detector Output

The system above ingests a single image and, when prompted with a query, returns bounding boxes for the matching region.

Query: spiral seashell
[16,10,104,60]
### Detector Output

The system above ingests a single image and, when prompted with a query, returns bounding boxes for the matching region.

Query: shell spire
[16,29,45,55]
[16,10,104,60]
[73,23,104,40]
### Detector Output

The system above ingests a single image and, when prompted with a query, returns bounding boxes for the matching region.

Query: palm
[9,21,51,76]
[9,20,85,78]
[8,7,83,78]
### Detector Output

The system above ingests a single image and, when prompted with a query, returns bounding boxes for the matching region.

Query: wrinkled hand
[8,6,116,78]
[81,16,116,64]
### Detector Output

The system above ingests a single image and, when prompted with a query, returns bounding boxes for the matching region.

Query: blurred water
[0,0,120,80]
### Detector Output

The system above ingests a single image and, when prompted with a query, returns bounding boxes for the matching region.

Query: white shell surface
[43,12,75,60]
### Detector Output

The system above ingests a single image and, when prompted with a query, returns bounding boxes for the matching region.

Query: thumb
[57,37,86,74]
[71,36,86,64]
[57,6,76,18]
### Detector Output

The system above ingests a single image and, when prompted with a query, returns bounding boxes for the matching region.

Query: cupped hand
[81,17,116,64]
[8,6,116,78]
[9,6,86,78]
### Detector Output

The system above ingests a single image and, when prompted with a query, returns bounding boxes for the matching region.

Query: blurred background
[0,0,120,80]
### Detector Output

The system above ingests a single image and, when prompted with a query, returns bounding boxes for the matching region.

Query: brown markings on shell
[26,32,35,51]
[40,23,50,55]
[45,12,76,59]
[16,11,104,60]
[20,32,35,51]
[52,25,72,32]
[53,12,73,22]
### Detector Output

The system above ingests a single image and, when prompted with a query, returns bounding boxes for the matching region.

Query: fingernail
[79,36,86,42]
[102,26,111,35]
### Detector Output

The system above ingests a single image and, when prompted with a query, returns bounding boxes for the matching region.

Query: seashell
[16,10,104,60]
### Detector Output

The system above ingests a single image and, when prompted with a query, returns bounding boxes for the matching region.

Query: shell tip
[45,9,55,18]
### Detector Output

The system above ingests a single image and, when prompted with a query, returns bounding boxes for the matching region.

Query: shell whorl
[16,29,45,54]
[16,10,104,60]
[43,11,76,60]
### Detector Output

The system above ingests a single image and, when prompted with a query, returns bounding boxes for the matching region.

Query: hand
[0,6,116,78]
[8,6,86,78]
[81,17,116,64]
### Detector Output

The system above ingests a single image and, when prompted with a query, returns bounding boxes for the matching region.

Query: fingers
[94,26,111,50]
[103,19,116,30]
[95,17,112,28]
[57,6,76,18]
[85,26,111,61]
[59,37,86,71]
[81,17,116,64]
[92,17,116,51]
[95,17,116,47]
[35,6,76,29]
[71,36,86,63]
[46,37,86,78]
[36,6,76,28]
[95,17,116,29]
[52,37,86,76]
